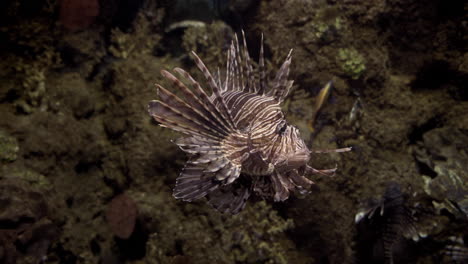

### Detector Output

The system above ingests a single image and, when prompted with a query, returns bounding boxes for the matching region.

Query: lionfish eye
[276,120,288,135]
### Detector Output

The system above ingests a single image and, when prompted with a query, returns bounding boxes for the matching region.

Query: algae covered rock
[0,130,19,162]
[220,201,296,264]
[0,169,59,264]
[182,21,233,66]
[414,127,468,217]
[337,48,366,80]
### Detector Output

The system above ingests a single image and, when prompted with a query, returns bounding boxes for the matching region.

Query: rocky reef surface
[0,0,467,263]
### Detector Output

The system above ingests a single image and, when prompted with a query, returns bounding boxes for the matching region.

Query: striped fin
[173,158,242,202]
[191,51,236,129]
[149,100,222,140]
[173,163,220,201]
[445,244,468,263]
[234,34,245,91]
[223,44,231,92]
[268,49,293,102]
[153,83,228,137]
[172,67,233,132]
[258,33,266,95]
[241,30,255,93]
[288,170,315,195]
[222,32,294,102]
[207,182,250,214]
[149,64,247,205]
[271,172,294,202]
[175,136,223,154]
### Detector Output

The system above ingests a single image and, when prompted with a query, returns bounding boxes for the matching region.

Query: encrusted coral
[220,201,295,264]
[0,130,19,162]
[109,10,164,59]
[12,58,49,113]
[337,48,366,79]
[132,188,299,264]
[182,21,233,67]
[414,127,468,218]
[302,7,344,45]
[0,4,61,113]
[0,170,58,264]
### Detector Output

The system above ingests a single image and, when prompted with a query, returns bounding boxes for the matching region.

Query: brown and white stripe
[148,31,343,214]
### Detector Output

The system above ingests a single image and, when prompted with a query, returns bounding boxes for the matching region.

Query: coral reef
[0,169,59,264]
[109,10,164,59]
[181,21,233,66]
[0,130,18,162]
[0,0,61,114]
[337,48,366,80]
[0,0,466,263]
[220,201,296,264]
[414,127,468,218]
[133,190,300,264]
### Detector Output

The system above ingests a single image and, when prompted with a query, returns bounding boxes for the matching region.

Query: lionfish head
[272,121,311,174]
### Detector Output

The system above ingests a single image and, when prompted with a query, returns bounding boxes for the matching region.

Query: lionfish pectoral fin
[172,162,242,205]
[271,172,293,202]
[289,170,315,190]
[173,136,243,205]
[207,181,251,214]
[149,60,246,205]
[173,163,221,202]
[305,165,337,176]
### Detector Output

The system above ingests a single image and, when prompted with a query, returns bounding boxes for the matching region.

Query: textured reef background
[0,0,467,263]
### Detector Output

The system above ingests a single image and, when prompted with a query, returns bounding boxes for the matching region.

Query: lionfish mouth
[148,31,350,214]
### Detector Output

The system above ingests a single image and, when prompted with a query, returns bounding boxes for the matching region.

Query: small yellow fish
[308,81,333,132]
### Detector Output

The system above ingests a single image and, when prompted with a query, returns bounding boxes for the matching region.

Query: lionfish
[148,32,349,214]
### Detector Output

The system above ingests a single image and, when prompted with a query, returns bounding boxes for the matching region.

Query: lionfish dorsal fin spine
[258,33,266,95]
[216,67,222,89]
[234,34,245,91]
[269,49,293,102]
[160,70,230,135]
[224,44,230,92]
[229,44,239,91]
[173,67,233,131]
[149,99,221,140]
[154,78,229,137]
[191,51,236,129]
[241,30,255,94]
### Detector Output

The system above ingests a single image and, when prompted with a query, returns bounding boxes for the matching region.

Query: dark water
[0,0,467,263]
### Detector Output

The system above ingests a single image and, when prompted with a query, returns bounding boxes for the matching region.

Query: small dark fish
[148,32,349,214]
[355,182,419,264]
[444,238,468,263]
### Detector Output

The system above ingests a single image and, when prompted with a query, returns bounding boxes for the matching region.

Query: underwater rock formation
[59,0,99,31]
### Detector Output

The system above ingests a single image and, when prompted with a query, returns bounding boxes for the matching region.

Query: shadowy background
[0,0,467,263]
